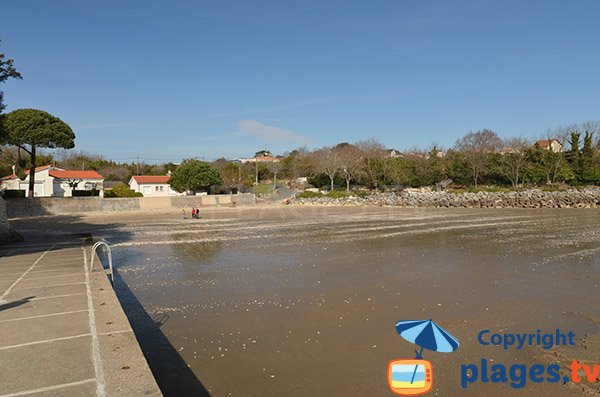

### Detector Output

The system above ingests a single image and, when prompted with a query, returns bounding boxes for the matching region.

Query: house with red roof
[535,139,563,153]
[0,165,104,197]
[128,174,183,196]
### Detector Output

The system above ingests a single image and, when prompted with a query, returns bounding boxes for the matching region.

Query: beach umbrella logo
[387,319,460,396]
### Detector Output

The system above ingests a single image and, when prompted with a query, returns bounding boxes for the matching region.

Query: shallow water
[15,207,600,396]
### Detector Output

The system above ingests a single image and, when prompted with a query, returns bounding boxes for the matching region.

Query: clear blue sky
[2,0,600,162]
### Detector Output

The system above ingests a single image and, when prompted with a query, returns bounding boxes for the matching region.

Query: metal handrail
[90,241,114,285]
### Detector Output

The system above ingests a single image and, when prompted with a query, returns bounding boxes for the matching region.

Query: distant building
[388,149,403,158]
[238,154,282,164]
[128,174,183,196]
[535,139,563,153]
[0,165,104,197]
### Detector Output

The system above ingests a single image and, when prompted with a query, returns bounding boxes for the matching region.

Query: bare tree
[455,129,502,187]
[356,138,386,189]
[335,144,363,192]
[267,161,283,188]
[532,129,571,184]
[313,148,342,190]
[498,137,529,188]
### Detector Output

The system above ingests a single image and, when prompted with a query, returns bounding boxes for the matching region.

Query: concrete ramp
[0,240,162,396]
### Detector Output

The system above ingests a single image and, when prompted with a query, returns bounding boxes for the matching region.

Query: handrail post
[90,241,114,285]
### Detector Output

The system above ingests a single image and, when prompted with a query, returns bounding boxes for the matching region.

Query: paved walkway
[0,239,162,396]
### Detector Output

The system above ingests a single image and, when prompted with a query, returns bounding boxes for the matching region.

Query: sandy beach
[10,206,600,396]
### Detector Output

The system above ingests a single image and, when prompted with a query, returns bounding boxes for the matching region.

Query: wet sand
[12,206,600,396]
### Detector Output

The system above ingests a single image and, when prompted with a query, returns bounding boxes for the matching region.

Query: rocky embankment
[291,189,600,208]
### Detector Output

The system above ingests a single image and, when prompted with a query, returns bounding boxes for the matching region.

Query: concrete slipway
[0,238,162,396]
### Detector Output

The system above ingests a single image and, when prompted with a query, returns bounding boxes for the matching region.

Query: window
[160,186,164,191]
[155,186,159,191]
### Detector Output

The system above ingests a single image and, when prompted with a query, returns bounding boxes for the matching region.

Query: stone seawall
[5,193,256,217]
[291,189,600,208]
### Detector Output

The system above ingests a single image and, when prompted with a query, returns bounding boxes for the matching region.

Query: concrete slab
[99,332,163,396]
[0,281,14,290]
[28,266,87,274]
[90,273,136,335]
[4,283,87,301]
[0,295,88,320]
[19,272,84,281]
[34,262,83,270]
[29,380,97,397]
[14,274,85,289]
[0,336,95,395]
[0,310,90,348]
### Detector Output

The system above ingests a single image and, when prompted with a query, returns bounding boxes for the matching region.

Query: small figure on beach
[195,207,201,219]
[182,209,186,219]
[191,208,196,218]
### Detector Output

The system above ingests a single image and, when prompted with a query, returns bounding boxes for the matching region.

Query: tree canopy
[1,108,75,198]
[169,159,222,193]
[1,109,75,149]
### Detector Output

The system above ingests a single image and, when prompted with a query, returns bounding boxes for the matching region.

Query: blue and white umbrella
[395,319,459,358]
[395,319,460,385]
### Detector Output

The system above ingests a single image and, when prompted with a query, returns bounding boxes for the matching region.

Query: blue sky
[2,0,600,162]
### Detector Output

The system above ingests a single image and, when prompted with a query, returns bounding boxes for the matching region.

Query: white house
[388,149,403,158]
[128,175,183,196]
[535,139,563,153]
[0,165,104,197]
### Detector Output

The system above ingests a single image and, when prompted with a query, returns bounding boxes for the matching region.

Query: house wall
[128,179,181,197]
[13,169,52,197]
[138,183,181,197]
[550,141,563,153]
[129,178,140,192]
[52,179,103,197]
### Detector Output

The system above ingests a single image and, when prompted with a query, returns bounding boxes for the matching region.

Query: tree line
[1,126,599,194]
[211,126,600,192]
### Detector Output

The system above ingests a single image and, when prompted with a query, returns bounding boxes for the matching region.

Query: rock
[291,188,600,209]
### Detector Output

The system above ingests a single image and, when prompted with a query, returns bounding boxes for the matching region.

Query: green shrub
[105,182,143,198]
[297,190,322,198]
[252,183,274,196]
[326,190,348,199]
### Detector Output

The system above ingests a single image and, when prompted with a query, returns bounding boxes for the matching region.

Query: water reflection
[169,239,222,265]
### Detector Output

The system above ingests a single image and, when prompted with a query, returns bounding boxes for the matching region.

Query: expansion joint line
[82,243,107,397]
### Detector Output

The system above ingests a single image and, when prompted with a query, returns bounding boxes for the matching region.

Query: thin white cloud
[238,120,314,144]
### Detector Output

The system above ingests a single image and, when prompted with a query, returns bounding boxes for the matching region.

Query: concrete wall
[0,197,23,244]
[5,193,256,218]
